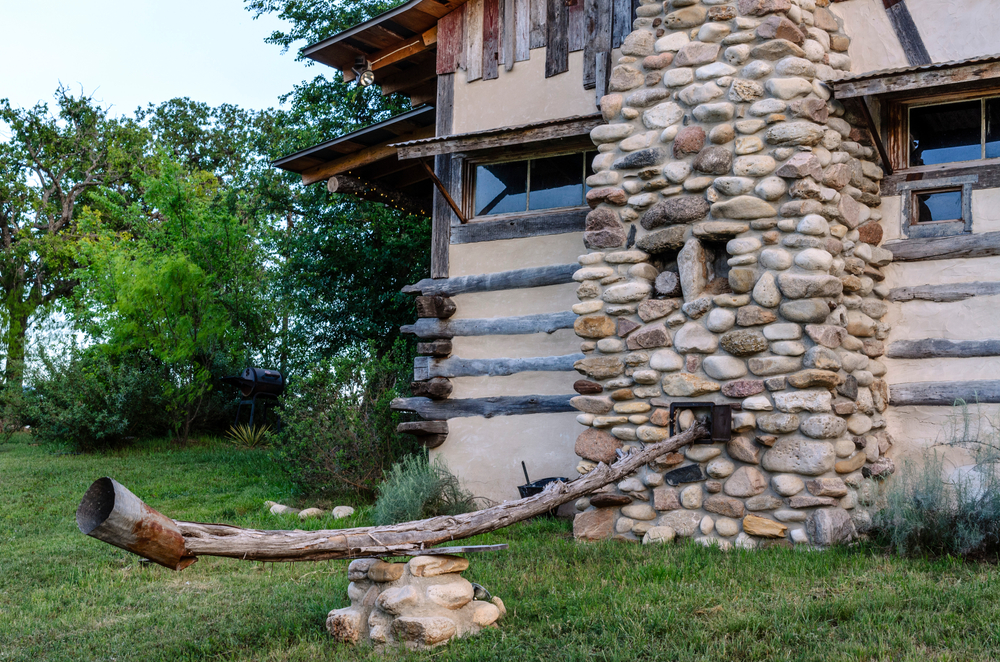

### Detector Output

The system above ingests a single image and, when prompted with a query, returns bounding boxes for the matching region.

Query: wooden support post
[411,377,454,400]
[417,340,454,357]
[414,296,457,319]
[397,421,449,449]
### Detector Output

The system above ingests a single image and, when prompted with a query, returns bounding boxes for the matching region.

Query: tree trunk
[78,424,709,569]
[3,308,28,390]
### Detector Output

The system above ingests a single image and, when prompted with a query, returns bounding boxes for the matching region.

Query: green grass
[2,434,1000,661]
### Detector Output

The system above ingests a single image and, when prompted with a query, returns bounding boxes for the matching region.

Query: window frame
[897,175,976,239]
[906,95,1000,168]
[887,86,1000,174]
[461,145,596,222]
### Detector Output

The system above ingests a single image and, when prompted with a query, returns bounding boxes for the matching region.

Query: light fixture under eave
[352,56,375,87]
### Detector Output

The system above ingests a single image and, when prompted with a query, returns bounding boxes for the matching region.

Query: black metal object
[516,462,568,517]
[667,402,733,443]
[220,368,286,430]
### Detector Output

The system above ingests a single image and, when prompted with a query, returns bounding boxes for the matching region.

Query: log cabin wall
[399,0,636,503]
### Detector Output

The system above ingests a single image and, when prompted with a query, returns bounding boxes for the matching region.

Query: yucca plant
[225,423,272,449]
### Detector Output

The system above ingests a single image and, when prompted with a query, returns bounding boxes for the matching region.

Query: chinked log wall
[884,234,1000,407]
[397,263,585,447]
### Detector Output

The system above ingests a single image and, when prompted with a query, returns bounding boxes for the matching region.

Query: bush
[866,401,1000,559]
[24,347,172,451]
[271,340,420,497]
[374,452,481,525]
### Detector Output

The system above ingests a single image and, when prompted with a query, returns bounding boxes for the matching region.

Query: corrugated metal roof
[834,53,1000,84]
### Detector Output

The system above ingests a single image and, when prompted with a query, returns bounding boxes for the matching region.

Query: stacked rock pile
[264,501,355,520]
[327,555,504,649]
[571,0,893,549]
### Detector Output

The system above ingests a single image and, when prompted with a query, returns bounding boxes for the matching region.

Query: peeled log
[78,425,708,569]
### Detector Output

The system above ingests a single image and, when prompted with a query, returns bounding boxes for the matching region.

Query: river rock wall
[570,0,893,548]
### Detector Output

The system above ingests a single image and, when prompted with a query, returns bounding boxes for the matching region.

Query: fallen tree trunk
[77,424,708,569]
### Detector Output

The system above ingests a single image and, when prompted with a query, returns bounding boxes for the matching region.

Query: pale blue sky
[0,0,314,114]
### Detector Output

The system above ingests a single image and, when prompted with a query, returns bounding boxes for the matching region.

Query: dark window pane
[475,161,527,215]
[986,98,1000,159]
[529,153,584,211]
[914,189,963,224]
[910,100,981,166]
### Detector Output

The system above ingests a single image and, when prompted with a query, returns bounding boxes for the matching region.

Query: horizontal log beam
[831,61,1000,99]
[396,421,448,449]
[393,114,603,160]
[889,380,1000,406]
[326,175,431,217]
[78,425,709,566]
[390,394,576,419]
[886,339,1000,360]
[411,377,453,399]
[301,126,436,185]
[885,231,1000,262]
[450,208,587,244]
[401,311,577,339]
[414,353,585,379]
[403,263,578,296]
[887,281,1000,303]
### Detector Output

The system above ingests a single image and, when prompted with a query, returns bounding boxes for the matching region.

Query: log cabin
[276,0,1000,547]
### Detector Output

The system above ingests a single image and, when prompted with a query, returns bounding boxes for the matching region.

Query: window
[909,96,1000,167]
[897,176,976,239]
[471,151,596,217]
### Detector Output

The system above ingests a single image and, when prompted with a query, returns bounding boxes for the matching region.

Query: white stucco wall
[433,412,583,502]
[832,0,908,74]
[906,0,1000,64]
[452,49,602,134]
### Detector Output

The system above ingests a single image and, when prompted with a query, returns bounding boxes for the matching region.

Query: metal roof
[833,53,1000,84]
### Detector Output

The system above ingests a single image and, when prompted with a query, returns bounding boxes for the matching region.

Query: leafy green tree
[0,89,148,388]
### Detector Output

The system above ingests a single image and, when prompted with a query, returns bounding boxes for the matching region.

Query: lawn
[2,434,999,662]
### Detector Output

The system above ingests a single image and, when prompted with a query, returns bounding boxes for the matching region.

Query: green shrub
[373,452,481,525]
[866,401,1000,559]
[24,347,172,451]
[271,340,419,497]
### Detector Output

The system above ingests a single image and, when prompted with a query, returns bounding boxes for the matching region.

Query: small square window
[470,151,596,218]
[899,176,976,239]
[913,189,963,224]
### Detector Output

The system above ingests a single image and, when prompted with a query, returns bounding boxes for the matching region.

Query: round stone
[794,248,834,271]
[797,214,830,236]
[642,526,676,544]
[755,176,787,201]
[715,517,740,537]
[680,484,704,509]
[835,439,856,458]
[706,307,736,332]
[597,337,625,353]
[720,329,768,356]
[706,458,735,478]
[714,176,755,196]
[759,248,793,270]
[703,356,748,380]
[663,161,692,183]
[727,237,762,255]
[650,349,684,371]
[772,474,805,497]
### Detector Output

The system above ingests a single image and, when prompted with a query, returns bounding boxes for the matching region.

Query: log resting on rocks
[77,424,709,569]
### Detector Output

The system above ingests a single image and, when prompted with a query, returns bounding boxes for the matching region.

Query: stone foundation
[326,555,504,649]
[572,0,893,549]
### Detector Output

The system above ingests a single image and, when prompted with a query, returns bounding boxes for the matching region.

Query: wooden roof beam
[300,125,436,185]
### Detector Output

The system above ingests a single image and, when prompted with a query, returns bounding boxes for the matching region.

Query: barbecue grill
[220,368,285,429]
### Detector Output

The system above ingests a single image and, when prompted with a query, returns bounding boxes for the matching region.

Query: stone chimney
[571,0,892,548]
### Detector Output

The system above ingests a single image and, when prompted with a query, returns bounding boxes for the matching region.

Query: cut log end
[76,477,197,571]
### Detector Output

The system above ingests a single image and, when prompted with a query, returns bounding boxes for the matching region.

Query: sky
[0,0,316,115]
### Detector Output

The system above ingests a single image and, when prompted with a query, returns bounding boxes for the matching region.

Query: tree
[0,89,148,388]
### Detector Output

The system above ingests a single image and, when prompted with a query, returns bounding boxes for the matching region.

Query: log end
[77,477,197,571]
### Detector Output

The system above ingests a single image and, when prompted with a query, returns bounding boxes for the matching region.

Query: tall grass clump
[868,400,1000,559]
[374,452,483,525]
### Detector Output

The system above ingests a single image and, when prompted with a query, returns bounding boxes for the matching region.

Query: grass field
[2,434,1000,661]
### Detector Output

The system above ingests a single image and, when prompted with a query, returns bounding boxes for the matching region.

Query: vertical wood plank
[595,48,612,105]
[583,0,611,89]
[483,0,500,80]
[611,0,629,48]
[432,74,456,279]
[514,0,530,61]
[502,0,515,70]
[529,0,547,49]
[466,0,485,81]
[499,0,507,66]
[567,0,586,52]
[546,0,569,77]
[458,3,468,70]
[437,9,465,75]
